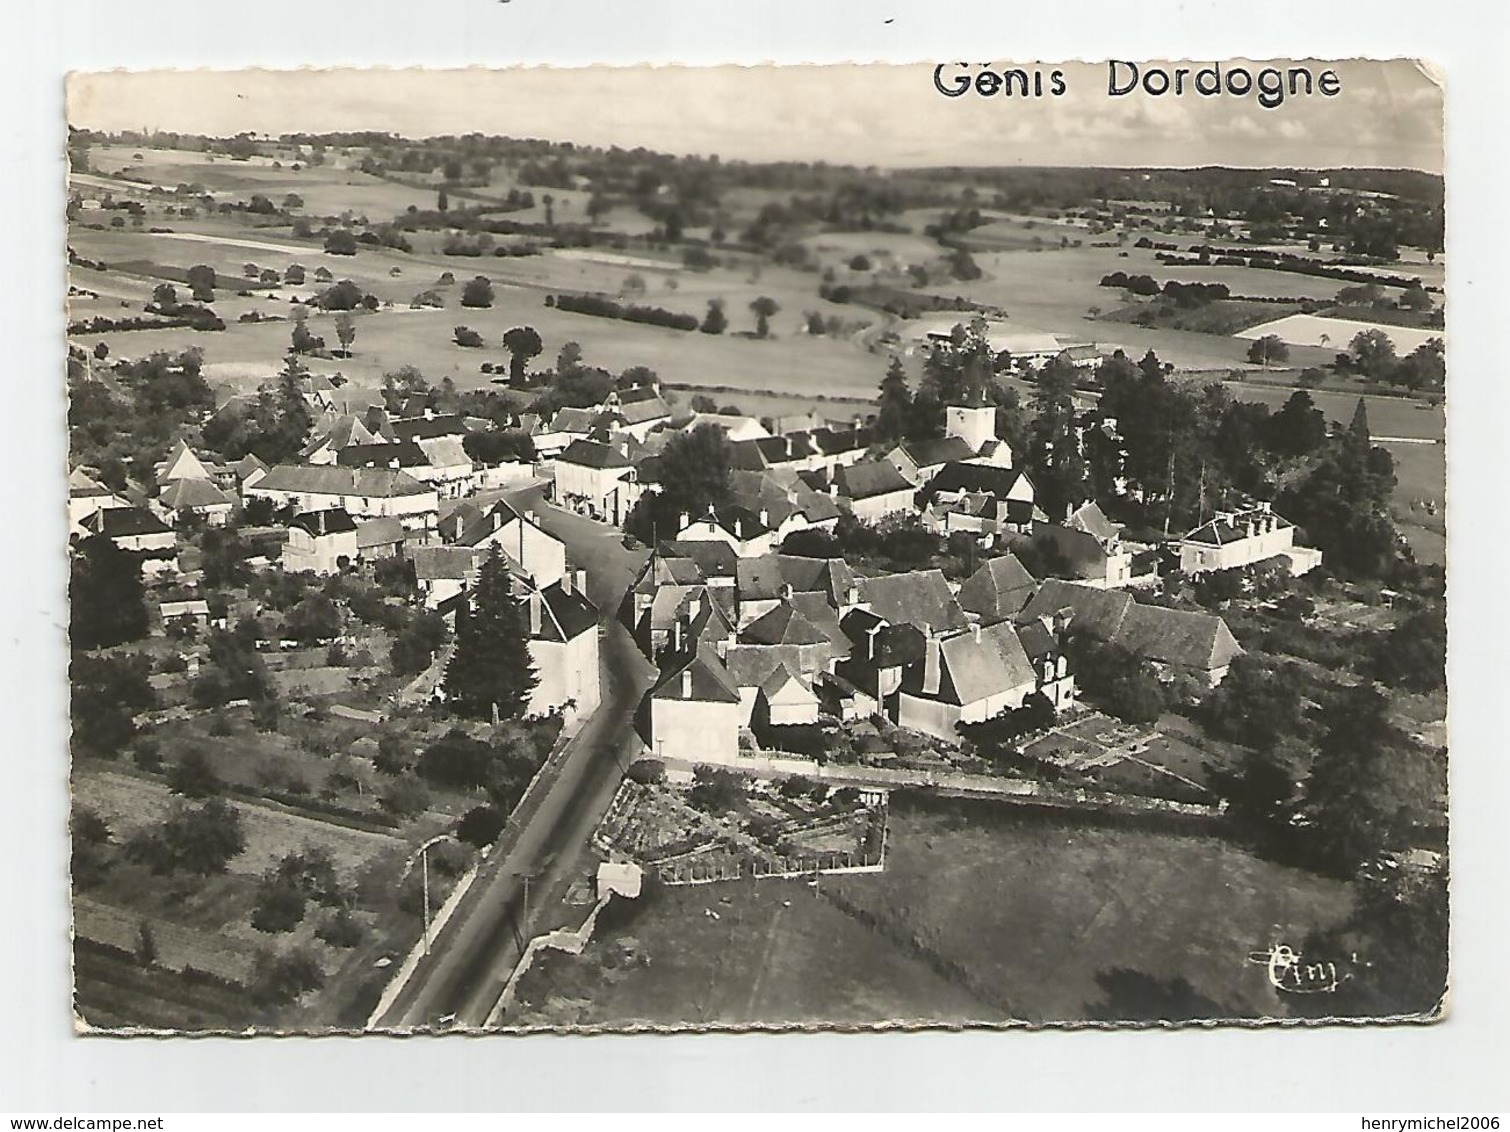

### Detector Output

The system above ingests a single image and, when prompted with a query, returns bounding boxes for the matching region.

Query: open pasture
[1236,312,1443,354]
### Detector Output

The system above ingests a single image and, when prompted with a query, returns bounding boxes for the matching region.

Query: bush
[457,804,505,848]
[249,946,325,1006]
[626,759,665,786]
[382,777,430,818]
[251,877,307,933]
[315,910,364,949]
[454,325,484,348]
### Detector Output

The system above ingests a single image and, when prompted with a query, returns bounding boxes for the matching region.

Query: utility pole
[421,842,431,955]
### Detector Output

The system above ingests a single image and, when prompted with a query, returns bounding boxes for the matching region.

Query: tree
[1266,390,1328,458]
[251,875,307,933]
[624,424,732,544]
[441,549,539,721]
[71,805,114,889]
[249,946,325,1007]
[135,920,159,966]
[333,312,356,357]
[1246,334,1289,367]
[1350,329,1398,379]
[453,325,483,348]
[457,804,506,848]
[283,263,305,286]
[71,536,149,649]
[699,299,727,335]
[1302,685,1443,874]
[186,264,216,302]
[168,749,223,799]
[461,276,495,309]
[1371,606,1446,692]
[501,326,543,385]
[70,653,155,759]
[285,593,341,644]
[542,192,555,226]
[323,229,358,256]
[1399,282,1433,312]
[127,798,247,876]
[1027,354,1089,521]
[749,296,779,338]
[556,340,584,378]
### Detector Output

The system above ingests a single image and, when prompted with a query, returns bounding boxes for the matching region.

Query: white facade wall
[651,698,741,764]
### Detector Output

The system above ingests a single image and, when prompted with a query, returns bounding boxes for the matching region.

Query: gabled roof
[651,648,741,704]
[736,554,856,605]
[898,436,976,469]
[660,539,739,580]
[235,453,270,480]
[901,623,1037,707]
[159,477,235,511]
[550,406,601,435]
[920,462,1029,503]
[414,435,472,469]
[410,545,488,582]
[786,591,851,658]
[1065,500,1121,543]
[556,439,632,470]
[250,465,435,499]
[355,516,405,549]
[85,507,172,538]
[723,643,815,691]
[759,663,818,704]
[301,414,377,457]
[810,425,872,456]
[1017,580,1134,640]
[1114,603,1242,673]
[739,602,832,647]
[69,468,114,497]
[835,460,914,501]
[957,553,1038,625]
[289,509,358,538]
[535,580,599,643]
[634,552,706,594]
[337,441,431,469]
[856,569,969,634]
[1181,509,1294,547]
[1030,525,1111,575]
[391,413,470,442]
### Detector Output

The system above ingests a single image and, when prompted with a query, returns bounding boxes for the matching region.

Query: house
[674,412,771,444]
[1021,523,1134,588]
[1017,579,1242,688]
[917,462,1038,537]
[336,439,474,499]
[154,477,236,527]
[524,570,601,722]
[802,461,915,524]
[835,608,926,719]
[885,436,978,487]
[600,385,673,441]
[235,454,270,492]
[355,516,406,560]
[1177,502,1322,576]
[854,569,970,635]
[439,501,566,589]
[551,439,644,525]
[734,554,858,629]
[627,553,712,658]
[154,439,222,488]
[411,546,490,612]
[1013,618,1078,711]
[159,598,210,635]
[672,505,783,559]
[727,469,843,536]
[657,540,739,596]
[244,465,439,531]
[647,648,743,765]
[281,509,359,575]
[301,414,381,465]
[80,506,176,555]
[755,663,822,726]
[895,622,1041,742]
[957,553,1039,624]
[68,468,128,530]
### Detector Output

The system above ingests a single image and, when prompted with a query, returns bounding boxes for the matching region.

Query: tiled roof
[836,460,913,501]
[301,414,377,457]
[856,569,969,634]
[251,465,435,499]
[739,602,832,647]
[901,622,1037,706]
[536,580,599,643]
[391,414,469,442]
[1182,510,1293,547]
[920,462,1028,502]
[899,436,976,468]
[337,441,430,469]
[355,516,405,549]
[410,545,487,582]
[652,648,741,704]
[1114,603,1242,673]
[289,509,358,538]
[957,553,1038,624]
[86,507,172,538]
[1065,500,1121,543]
[1017,580,1134,640]
[550,406,601,435]
[557,439,632,469]
[736,554,856,605]
[661,539,739,579]
[159,477,235,511]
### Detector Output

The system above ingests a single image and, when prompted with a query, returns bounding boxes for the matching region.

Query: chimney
[317,511,326,536]
[923,632,942,696]
[575,569,586,594]
[528,591,542,636]
[846,584,859,607]
[780,583,793,601]
[758,509,769,528]
[680,667,693,699]
[828,480,839,499]
[424,407,435,421]
[672,618,683,653]
[972,623,982,644]
[1246,521,1257,539]
[678,511,690,531]
[561,570,572,595]
[865,623,880,662]
[492,509,503,531]
[785,436,794,457]
[735,518,744,540]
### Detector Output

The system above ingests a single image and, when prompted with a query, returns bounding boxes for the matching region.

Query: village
[65,124,1448,1032]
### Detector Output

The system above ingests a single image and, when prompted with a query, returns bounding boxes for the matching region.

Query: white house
[244,465,439,531]
[280,509,359,575]
[1177,502,1322,577]
[551,439,644,525]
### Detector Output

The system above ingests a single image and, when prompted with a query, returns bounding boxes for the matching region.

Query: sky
[67,60,1443,173]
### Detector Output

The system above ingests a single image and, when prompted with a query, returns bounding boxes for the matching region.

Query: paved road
[372,485,653,1030]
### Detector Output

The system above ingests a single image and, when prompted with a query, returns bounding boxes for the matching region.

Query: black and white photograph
[63,60,1448,1035]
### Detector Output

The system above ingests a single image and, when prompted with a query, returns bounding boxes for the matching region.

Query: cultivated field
[1236,313,1443,353]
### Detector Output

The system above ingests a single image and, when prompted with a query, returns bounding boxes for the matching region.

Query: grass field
[1236,312,1443,354]
[509,874,999,1029]
[826,800,1356,1023]
[511,798,1355,1026]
